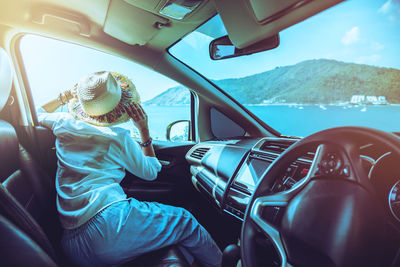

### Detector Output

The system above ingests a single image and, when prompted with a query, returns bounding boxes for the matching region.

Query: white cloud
[371,42,384,51]
[341,26,360,45]
[355,54,381,65]
[379,0,392,13]
[379,0,400,21]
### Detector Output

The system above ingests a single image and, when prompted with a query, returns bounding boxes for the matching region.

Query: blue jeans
[61,198,222,267]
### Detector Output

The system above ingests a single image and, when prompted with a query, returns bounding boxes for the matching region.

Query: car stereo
[224,151,311,220]
[232,153,273,192]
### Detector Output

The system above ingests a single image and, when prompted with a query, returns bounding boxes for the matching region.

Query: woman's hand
[64,84,78,102]
[123,102,155,157]
[70,83,78,99]
[123,102,149,133]
[41,86,76,113]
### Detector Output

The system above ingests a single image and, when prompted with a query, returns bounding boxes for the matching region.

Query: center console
[224,139,313,220]
[186,137,315,222]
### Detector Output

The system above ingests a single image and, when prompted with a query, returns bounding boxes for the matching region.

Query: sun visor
[104,0,169,45]
[213,0,344,48]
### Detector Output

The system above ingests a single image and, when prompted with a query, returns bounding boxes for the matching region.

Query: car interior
[1,0,400,266]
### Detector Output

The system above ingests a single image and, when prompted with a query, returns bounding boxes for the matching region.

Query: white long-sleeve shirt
[38,109,162,229]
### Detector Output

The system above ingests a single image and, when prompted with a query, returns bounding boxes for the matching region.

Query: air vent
[260,141,292,154]
[302,151,315,161]
[190,147,210,160]
[250,152,277,162]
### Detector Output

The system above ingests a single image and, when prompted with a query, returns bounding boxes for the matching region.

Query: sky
[20,36,179,105]
[20,0,400,106]
[170,0,400,80]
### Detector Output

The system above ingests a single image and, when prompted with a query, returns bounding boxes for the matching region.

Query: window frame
[14,33,196,142]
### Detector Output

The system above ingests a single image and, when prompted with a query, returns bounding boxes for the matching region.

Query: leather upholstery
[121,246,190,267]
[0,120,19,179]
[0,120,58,259]
[0,215,57,267]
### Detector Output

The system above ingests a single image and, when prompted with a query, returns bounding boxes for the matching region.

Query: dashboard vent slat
[303,151,315,161]
[260,141,292,153]
[251,153,277,162]
[190,147,210,160]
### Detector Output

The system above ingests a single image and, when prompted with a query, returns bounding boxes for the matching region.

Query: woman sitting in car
[38,71,222,267]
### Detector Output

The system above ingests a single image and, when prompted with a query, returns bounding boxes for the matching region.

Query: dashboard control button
[328,159,336,168]
[301,168,309,175]
[341,166,350,177]
[283,177,296,188]
[318,152,342,175]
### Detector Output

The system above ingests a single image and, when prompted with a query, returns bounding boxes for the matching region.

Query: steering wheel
[241,127,399,267]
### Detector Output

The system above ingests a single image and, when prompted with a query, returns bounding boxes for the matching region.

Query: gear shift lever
[221,244,240,267]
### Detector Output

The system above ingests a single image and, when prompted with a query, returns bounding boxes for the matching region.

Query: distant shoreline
[245,103,400,107]
[143,103,400,107]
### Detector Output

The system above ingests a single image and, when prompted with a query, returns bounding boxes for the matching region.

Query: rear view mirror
[209,34,279,60]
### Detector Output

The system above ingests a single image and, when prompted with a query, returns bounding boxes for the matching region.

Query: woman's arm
[137,125,156,158]
[123,102,156,158]
[41,89,74,113]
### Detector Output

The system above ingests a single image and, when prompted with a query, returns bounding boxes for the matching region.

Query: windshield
[170,0,400,137]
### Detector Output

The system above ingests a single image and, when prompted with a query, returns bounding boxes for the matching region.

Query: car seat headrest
[0,47,12,112]
[0,120,19,181]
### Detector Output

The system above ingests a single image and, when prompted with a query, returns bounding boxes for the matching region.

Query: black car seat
[0,46,62,265]
[0,47,189,266]
[0,214,57,267]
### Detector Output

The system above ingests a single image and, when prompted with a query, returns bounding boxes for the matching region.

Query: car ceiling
[0,0,216,62]
[0,0,345,56]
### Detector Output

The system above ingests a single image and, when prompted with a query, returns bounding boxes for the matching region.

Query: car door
[28,125,196,207]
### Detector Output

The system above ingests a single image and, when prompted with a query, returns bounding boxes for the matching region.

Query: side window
[19,34,191,141]
[210,108,245,139]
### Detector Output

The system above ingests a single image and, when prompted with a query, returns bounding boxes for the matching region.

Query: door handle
[159,160,171,166]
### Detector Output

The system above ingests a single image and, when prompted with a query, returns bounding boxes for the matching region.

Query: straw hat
[68,71,140,126]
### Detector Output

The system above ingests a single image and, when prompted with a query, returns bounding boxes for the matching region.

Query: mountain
[145,85,190,105]
[144,59,400,105]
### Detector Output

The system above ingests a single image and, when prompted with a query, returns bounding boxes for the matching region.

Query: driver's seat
[0,47,189,266]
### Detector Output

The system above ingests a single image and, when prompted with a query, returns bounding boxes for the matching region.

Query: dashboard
[185,136,400,229]
[186,137,314,221]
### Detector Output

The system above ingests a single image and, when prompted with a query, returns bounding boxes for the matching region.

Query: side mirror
[209,34,279,60]
[166,120,191,142]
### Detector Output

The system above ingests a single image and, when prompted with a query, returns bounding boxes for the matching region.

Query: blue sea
[136,104,400,140]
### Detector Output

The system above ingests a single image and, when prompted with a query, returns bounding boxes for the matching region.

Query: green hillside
[145,59,400,105]
[145,85,190,105]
